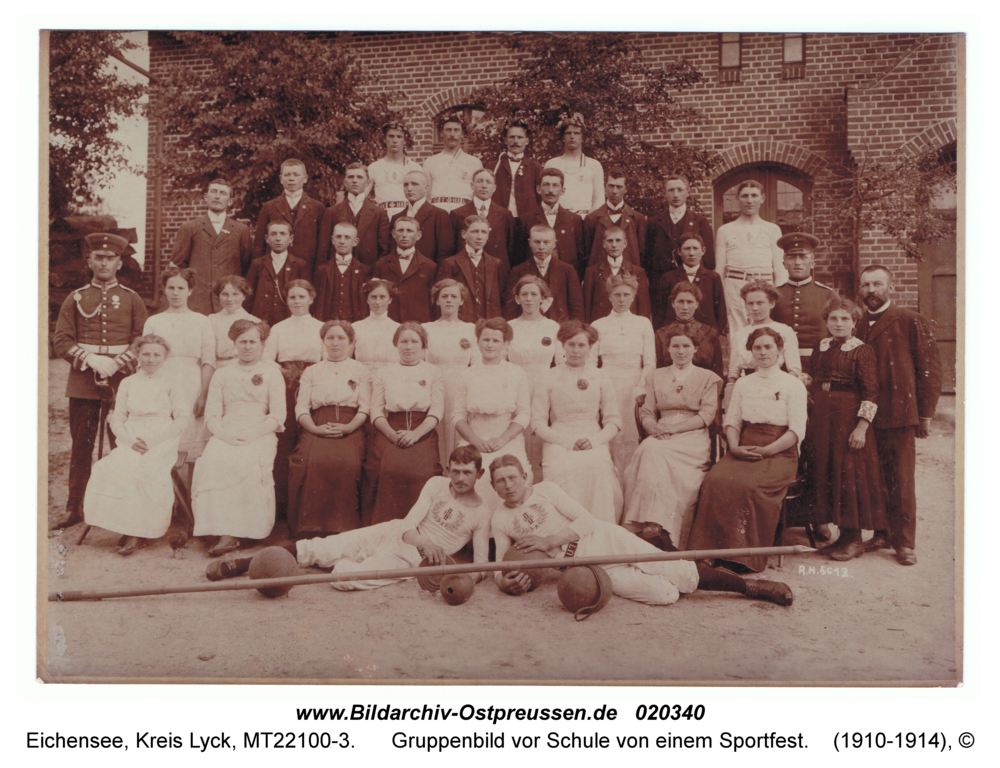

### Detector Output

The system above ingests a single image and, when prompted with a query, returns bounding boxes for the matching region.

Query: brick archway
[417,87,480,124]
[709,141,827,182]
[898,118,958,158]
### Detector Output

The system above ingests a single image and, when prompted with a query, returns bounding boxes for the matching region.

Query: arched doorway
[713,163,813,235]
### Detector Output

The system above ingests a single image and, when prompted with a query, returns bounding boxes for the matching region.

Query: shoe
[118,536,141,556]
[895,547,917,566]
[206,559,243,581]
[208,535,240,557]
[50,509,82,530]
[816,538,841,556]
[827,540,864,561]
[744,579,794,606]
[814,524,833,542]
[864,533,892,552]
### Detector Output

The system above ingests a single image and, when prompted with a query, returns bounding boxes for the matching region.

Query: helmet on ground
[557,565,613,620]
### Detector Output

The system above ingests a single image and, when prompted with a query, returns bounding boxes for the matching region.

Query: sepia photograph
[39,28,962,685]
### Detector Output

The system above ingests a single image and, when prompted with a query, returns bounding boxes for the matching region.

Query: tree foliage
[151,32,397,218]
[466,33,717,214]
[49,31,147,216]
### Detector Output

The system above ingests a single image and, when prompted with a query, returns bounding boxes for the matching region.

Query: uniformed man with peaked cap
[51,233,148,529]
[772,232,838,377]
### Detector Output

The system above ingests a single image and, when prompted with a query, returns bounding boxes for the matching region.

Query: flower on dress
[775,391,781,401]
[348,379,357,391]
[577,378,589,390]
[251,374,264,386]
[541,337,552,346]
[460,338,471,350]
[418,380,427,387]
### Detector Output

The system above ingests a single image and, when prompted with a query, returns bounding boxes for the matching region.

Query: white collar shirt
[669,204,687,225]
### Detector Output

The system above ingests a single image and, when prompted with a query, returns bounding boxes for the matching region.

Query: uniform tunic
[368,156,422,214]
[773,278,838,374]
[492,482,699,605]
[208,308,260,369]
[423,319,481,465]
[423,150,483,212]
[715,218,786,332]
[543,156,605,214]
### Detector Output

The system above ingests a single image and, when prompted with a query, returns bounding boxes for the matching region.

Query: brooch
[252,374,264,386]
[577,379,589,390]
[418,380,427,387]
[460,338,471,350]
[775,391,781,401]
[517,167,523,177]
[541,337,552,346]
[348,379,357,391]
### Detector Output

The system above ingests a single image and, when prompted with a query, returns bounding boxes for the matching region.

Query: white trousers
[296,520,423,591]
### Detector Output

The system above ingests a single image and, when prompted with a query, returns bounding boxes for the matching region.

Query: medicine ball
[439,574,475,605]
[557,565,613,620]
[248,547,299,598]
[501,547,552,592]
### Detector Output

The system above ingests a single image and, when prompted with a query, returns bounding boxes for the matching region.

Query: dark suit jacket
[313,257,373,323]
[490,154,543,219]
[503,258,584,324]
[253,193,324,277]
[170,214,253,315]
[372,250,438,324]
[645,208,715,283]
[582,260,652,323]
[390,202,454,263]
[316,199,391,268]
[583,203,647,269]
[449,201,515,270]
[653,265,727,332]
[434,250,507,323]
[517,207,586,278]
[244,254,311,327]
[856,304,942,429]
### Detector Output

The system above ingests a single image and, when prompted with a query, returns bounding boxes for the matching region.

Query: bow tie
[507,153,524,161]
[336,257,352,267]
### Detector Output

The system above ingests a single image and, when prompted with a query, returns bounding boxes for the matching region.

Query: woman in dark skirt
[687,327,808,572]
[287,320,371,537]
[362,322,444,526]
[810,297,888,560]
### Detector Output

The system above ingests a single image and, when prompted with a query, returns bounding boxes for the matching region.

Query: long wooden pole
[48,546,814,602]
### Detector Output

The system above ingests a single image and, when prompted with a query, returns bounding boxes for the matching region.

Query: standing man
[314,222,373,323]
[503,225,584,323]
[582,227,652,322]
[714,180,786,333]
[422,113,483,214]
[316,162,391,269]
[436,215,508,323]
[544,113,604,216]
[772,233,838,376]
[448,169,516,270]
[491,120,542,221]
[646,175,715,286]
[390,171,454,263]
[372,217,438,324]
[170,178,253,314]
[244,221,310,327]
[253,158,324,279]
[583,168,647,268]
[518,168,586,278]
[368,121,422,216]
[51,233,148,529]
[856,265,942,566]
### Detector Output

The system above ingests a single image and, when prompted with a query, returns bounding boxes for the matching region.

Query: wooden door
[713,164,813,235]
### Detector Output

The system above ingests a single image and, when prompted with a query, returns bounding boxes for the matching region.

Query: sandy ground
[40,359,960,684]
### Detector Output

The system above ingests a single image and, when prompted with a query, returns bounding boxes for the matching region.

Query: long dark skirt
[362,410,441,527]
[287,405,365,537]
[687,422,798,572]
[274,361,316,517]
[808,390,888,530]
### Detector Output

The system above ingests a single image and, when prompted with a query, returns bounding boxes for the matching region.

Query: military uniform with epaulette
[773,278,838,375]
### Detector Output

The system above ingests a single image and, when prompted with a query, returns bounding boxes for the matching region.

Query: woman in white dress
[622,331,722,550]
[530,321,623,525]
[192,319,286,557]
[143,266,215,459]
[84,334,187,556]
[423,279,481,465]
[591,273,656,475]
[208,275,259,370]
[453,317,532,509]
[262,279,325,516]
[353,279,401,374]
[506,275,565,480]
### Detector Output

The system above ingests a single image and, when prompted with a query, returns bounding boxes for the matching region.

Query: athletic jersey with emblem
[490,481,598,561]
[422,151,483,212]
[398,476,492,561]
[543,156,605,214]
[368,156,423,212]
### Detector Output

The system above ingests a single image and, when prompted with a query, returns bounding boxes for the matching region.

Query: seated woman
[208,275,260,370]
[353,279,401,374]
[687,327,807,573]
[362,322,445,527]
[192,319,285,556]
[622,331,722,550]
[83,335,187,556]
[530,320,623,525]
[287,320,371,538]
[453,317,532,509]
[809,297,888,561]
[655,281,724,379]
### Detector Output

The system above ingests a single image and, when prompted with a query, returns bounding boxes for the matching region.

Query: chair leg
[776,498,788,567]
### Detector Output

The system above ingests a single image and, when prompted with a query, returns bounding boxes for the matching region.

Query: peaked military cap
[776,232,820,254]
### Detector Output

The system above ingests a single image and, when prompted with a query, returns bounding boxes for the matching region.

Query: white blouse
[353,313,401,371]
[294,359,372,420]
[263,314,325,363]
[451,361,532,429]
[728,319,802,379]
[423,319,482,368]
[724,365,808,449]
[592,310,656,372]
[506,316,565,371]
[209,309,260,361]
[109,370,187,448]
[371,361,445,421]
[144,311,216,366]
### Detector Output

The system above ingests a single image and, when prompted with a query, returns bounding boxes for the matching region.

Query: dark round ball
[248,547,298,598]
[439,574,475,605]
[416,556,456,592]
[557,566,613,618]
[501,547,552,592]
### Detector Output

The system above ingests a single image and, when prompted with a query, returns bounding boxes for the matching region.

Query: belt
[79,343,129,355]
[724,267,772,281]
[430,197,468,204]
[559,541,579,571]
[379,201,406,210]
[820,381,857,393]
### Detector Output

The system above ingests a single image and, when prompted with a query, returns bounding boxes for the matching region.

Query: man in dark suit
[389,171,453,262]
[517,168,585,279]
[582,226,652,322]
[244,221,310,327]
[490,120,543,266]
[170,178,253,315]
[253,158,324,278]
[503,224,583,323]
[856,264,943,566]
[448,169,515,270]
[645,175,715,286]
[583,168,647,269]
[436,215,508,323]
[372,217,438,323]
[316,162,391,268]
[653,234,726,331]
[314,222,373,323]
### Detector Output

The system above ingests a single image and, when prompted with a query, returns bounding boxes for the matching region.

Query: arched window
[713,163,813,235]
[432,105,484,154]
